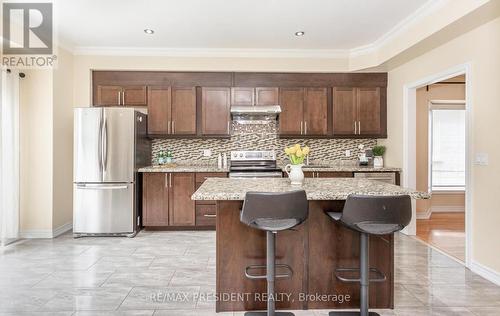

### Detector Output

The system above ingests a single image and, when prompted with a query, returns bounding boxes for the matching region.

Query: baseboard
[470,260,500,286]
[52,222,73,237]
[416,208,432,219]
[430,206,465,213]
[20,222,73,239]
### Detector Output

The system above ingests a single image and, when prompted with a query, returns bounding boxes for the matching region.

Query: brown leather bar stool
[325,194,412,316]
[240,190,309,316]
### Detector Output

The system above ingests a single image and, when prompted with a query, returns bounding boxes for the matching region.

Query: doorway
[415,79,466,262]
[403,65,472,267]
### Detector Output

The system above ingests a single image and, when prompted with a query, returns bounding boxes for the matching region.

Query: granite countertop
[280,164,401,172]
[192,178,430,201]
[139,165,229,173]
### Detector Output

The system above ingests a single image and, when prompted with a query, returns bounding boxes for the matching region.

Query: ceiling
[57,0,431,54]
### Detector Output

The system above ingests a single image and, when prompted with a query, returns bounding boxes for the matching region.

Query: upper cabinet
[333,87,385,137]
[231,87,279,106]
[95,85,147,106]
[147,87,197,136]
[92,71,387,139]
[201,87,231,136]
[279,87,328,136]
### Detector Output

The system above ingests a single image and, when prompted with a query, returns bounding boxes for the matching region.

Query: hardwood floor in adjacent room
[416,212,465,262]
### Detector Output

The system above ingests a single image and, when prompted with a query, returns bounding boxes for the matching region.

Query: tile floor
[0,231,499,316]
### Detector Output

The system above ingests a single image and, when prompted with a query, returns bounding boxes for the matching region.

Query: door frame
[402,63,472,267]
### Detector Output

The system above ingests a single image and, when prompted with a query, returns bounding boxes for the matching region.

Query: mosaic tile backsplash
[151,122,377,165]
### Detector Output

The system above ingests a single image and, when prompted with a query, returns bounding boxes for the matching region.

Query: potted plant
[284,144,310,185]
[372,145,386,168]
[157,150,173,165]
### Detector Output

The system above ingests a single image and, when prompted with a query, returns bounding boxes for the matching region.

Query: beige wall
[20,70,53,232]
[415,83,466,215]
[381,16,500,272]
[52,48,74,229]
[19,48,74,235]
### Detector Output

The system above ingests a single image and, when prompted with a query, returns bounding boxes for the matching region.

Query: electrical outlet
[474,153,488,166]
[345,150,351,157]
[203,149,212,157]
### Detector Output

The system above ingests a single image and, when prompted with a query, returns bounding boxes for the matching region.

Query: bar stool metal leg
[245,231,294,316]
[329,233,380,316]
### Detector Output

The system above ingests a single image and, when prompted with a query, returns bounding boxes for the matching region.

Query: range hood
[230,105,281,123]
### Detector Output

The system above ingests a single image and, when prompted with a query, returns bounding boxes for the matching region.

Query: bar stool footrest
[245,264,293,279]
[335,267,387,283]
[329,312,381,316]
[245,312,295,316]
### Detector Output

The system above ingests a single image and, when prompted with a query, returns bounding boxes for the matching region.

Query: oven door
[229,171,283,179]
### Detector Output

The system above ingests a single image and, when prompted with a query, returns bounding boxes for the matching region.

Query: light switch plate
[203,149,212,157]
[474,152,488,165]
[345,150,351,157]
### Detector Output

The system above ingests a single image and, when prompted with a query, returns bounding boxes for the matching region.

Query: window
[430,102,466,191]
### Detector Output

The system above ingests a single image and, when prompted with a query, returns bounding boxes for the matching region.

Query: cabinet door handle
[167,121,171,134]
[204,214,216,218]
[165,173,168,188]
[227,121,230,134]
[354,121,357,134]
[172,121,175,134]
[358,121,361,134]
[117,91,121,105]
[169,173,172,187]
[300,121,303,135]
[305,121,307,135]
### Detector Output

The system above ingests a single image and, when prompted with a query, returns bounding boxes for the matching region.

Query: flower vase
[285,164,305,185]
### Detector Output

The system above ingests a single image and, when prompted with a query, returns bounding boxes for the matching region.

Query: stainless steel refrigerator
[73,107,150,237]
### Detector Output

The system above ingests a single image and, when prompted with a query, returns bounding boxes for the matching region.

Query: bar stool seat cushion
[252,218,300,231]
[355,222,403,235]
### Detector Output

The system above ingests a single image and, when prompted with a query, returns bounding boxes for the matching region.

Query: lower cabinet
[142,172,227,229]
[142,172,195,227]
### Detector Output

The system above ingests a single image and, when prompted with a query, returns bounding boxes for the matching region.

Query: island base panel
[215,200,393,312]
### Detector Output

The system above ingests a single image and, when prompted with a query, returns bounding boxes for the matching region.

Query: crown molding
[72,47,350,59]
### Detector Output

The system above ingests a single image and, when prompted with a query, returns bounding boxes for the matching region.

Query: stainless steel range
[229,150,283,178]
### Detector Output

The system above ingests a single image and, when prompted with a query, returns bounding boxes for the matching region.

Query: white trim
[351,0,447,57]
[73,47,350,59]
[470,261,500,287]
[402,63,473,268]
[20,222,72,239]
[430,206,465,213]
[416,208,433,220]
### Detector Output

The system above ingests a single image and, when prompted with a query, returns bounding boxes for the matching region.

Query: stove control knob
[239,153,243,157]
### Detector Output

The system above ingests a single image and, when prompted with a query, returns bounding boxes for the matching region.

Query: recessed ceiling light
[295,31,305,37]
[144,29,154,35]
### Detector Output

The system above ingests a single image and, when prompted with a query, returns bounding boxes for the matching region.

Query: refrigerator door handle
[102,118,108,172]
[98,113,104,174]
[77,184,129,190]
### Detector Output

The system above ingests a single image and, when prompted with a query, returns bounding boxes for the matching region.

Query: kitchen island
[192,178,429,312]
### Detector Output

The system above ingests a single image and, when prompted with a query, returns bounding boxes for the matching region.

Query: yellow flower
[296,148,303,157]
[294,144,301,150]
[288,146,297,154]
[303,146,310,155]
[284,148,291,155]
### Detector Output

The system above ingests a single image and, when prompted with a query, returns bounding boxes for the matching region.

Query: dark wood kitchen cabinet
[95,85,147,106]
[231,87,279,106]
[279,87,328,136]
[279,88,304,135]
[333,87,384,137]
[201,87,231,136]
[142,173,169,226]
[304,88,328,135]
[169,173,196,226]
[142,173,195,227]
[147,87,196,136]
